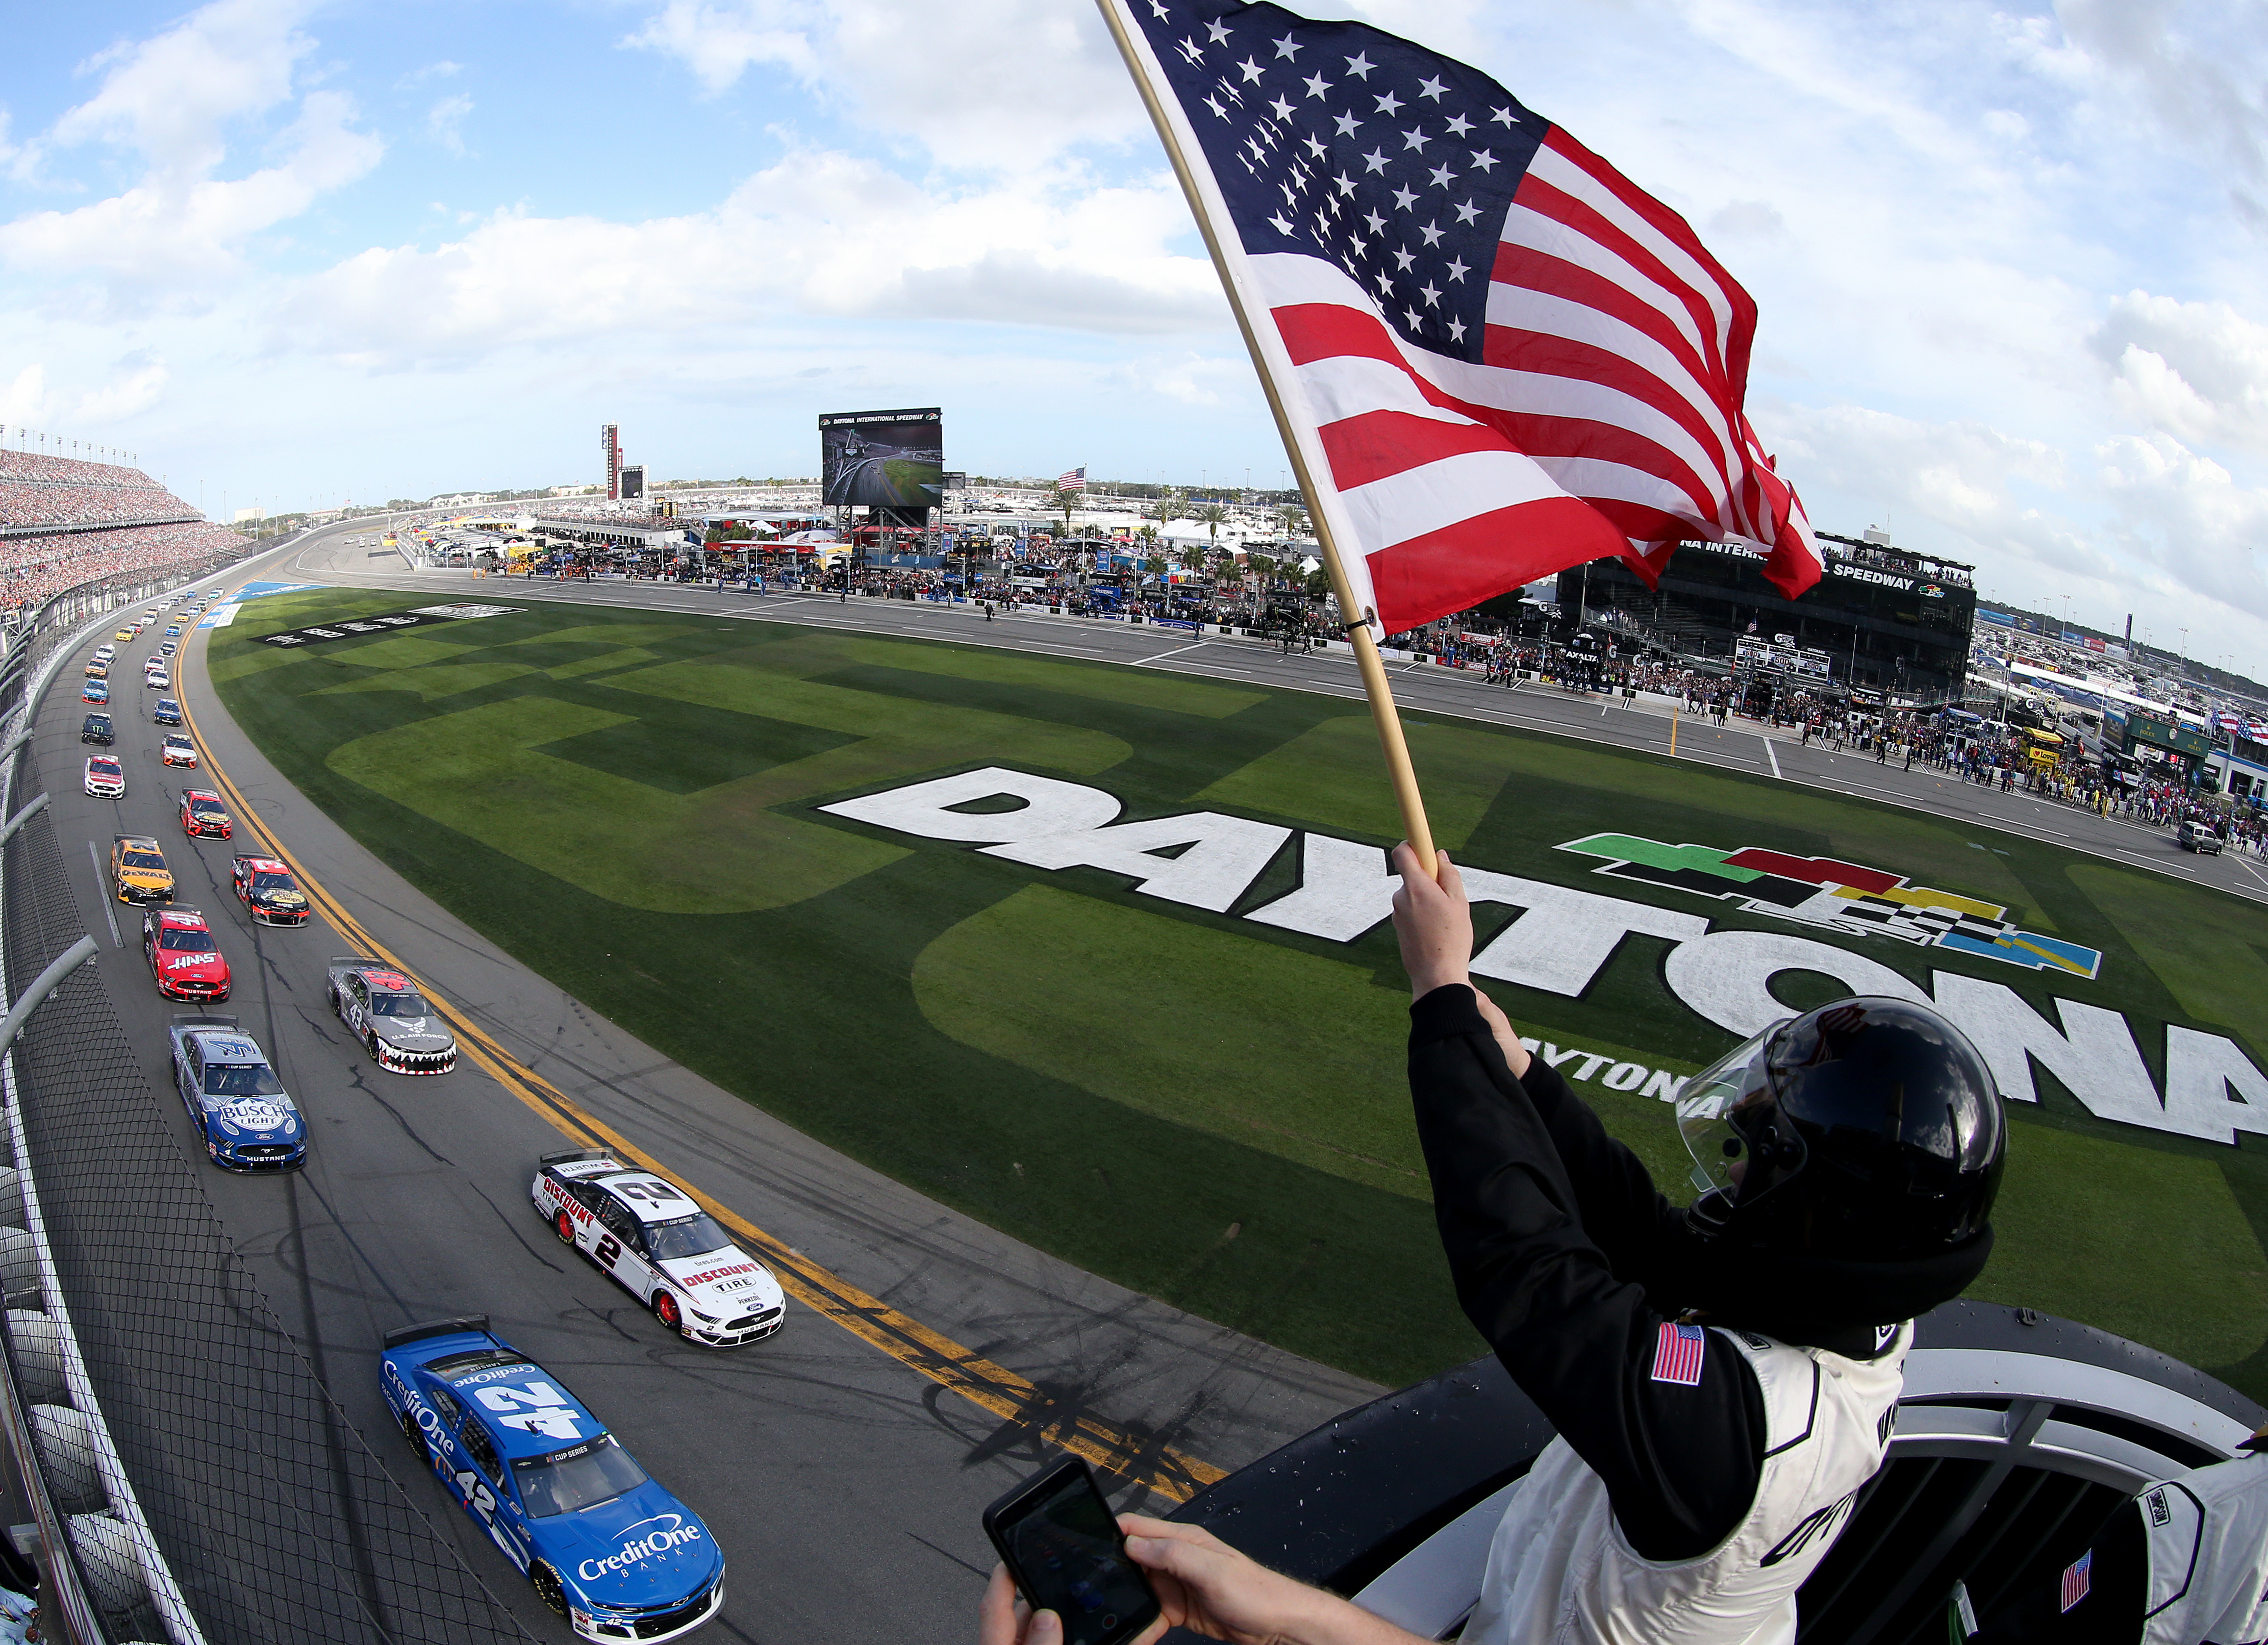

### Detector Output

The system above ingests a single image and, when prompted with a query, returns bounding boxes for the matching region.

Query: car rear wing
[113,834,159,849]
[383,1315,492,1350]
[329,955,377,971]
[171,1014,238,1030]
[540,1148,619,1169]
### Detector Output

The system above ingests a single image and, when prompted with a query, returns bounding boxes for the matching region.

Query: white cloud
[72,361,169,424]
[0,366,53,432]
[622,0,1146,171]
[621,1,819,96]
[397,60,462,89]
[279,148,1222,364]
[2,90,382,286]
[426,93,474,157]
[2092,291,2268,455]
[0,0,378,295]
[47,0,315,179]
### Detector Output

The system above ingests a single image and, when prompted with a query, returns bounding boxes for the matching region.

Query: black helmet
[1676,997,2005,1262]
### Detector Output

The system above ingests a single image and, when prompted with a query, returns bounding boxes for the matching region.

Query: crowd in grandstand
[0,452,246,611]
[0,523,248,609]
[0,450,149,488]
[0,479,190,527]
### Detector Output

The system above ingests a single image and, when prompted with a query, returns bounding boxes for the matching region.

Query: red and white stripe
[1244,136,1816,635]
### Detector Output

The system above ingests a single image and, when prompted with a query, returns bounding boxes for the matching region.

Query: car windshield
[642,1213,734,1262]
[189,800,222,816]
[513,1434,649,1519]
[89,763,118,776]
[122,851,165,869]
[369,991,429,1017]
[204,1064,283,1096]
[159,929,215,952]
[251,873,294,892]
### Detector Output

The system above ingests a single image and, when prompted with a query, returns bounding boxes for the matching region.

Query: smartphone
[982,1457,1162,1645]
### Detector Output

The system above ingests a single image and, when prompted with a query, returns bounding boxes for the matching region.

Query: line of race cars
[68,588,775,1638]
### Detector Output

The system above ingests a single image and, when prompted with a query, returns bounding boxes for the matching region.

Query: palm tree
[1277,505,1310,539]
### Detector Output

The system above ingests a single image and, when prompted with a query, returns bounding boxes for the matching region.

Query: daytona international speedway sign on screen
[821,768,2268,1148]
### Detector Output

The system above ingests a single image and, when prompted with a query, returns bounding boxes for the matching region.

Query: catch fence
[0,563,538,1642]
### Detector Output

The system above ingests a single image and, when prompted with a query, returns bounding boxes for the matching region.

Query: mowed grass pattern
[212,591,2268,1394]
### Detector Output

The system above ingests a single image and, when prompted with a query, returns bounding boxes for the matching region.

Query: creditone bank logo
[1559,834,2104,979]
[819,768,2268,1149]
[578,1515,705,1581]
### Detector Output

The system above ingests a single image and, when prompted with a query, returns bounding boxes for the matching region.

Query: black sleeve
[1504,1036,1690,1296]
[1409,984,1766,1561]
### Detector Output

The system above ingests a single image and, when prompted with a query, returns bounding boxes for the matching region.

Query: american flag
[1103,0,1819,636]
[2058,1549,2091,1612]
[1650,1321,1706,1386]
[1057,466,1088,493]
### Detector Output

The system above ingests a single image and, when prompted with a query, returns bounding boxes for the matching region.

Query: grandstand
[0,450,247,609]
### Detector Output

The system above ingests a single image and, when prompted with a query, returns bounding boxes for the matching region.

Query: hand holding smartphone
[983,1458,1162,1645]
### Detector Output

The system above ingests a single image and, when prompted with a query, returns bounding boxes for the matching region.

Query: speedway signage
[821,768,2268,1149]
[257,604,523,648]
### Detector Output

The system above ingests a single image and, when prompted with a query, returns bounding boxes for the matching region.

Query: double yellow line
[177,665,1223,1503]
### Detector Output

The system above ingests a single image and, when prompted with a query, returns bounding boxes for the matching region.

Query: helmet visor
[1675,1021,1790,1198]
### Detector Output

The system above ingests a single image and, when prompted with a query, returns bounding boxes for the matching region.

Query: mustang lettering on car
[532,1151,786,1347]
[179,790,231,838]
[233,855,309,925]
[111,834,175,904]
[143,907,231,1002]
[167,1016,305,1170]
[381,1317,725,1642]
[327,956,457,1074]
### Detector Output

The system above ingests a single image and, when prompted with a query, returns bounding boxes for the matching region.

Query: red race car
[179,790,232,839]
[142,907,232,1003]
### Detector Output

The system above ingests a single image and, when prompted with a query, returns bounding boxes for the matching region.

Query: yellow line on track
[178,663,1222,1504]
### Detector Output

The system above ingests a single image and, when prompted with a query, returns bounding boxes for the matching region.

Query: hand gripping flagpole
[1094,0,1440,880]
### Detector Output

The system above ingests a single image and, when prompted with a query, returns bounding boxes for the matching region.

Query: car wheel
[530,1561,568,1617]
[554,1210,577,1246]
[398,1407,429,1462]
[366,1031,382,1063]
[654,1291,683,1332]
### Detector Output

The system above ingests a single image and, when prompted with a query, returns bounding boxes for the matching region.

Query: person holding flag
[982,3,2012,1641]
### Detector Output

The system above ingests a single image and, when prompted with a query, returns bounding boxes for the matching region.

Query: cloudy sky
[2,0,2263,663]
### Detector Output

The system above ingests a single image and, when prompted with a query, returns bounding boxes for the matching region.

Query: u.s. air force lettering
[819,767,2268,1148]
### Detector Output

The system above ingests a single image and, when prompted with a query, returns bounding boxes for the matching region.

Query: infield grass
[211,590,2268,1395]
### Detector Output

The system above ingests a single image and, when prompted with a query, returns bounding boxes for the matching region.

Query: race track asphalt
[30,529,1378,1645]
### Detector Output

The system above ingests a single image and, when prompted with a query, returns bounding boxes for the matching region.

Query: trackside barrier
[0,577,539,1641]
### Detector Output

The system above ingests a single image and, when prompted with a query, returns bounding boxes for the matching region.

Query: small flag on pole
[2058,1549,2091,1612]
[1057,466,1088,493]
[1097,0,1818,638]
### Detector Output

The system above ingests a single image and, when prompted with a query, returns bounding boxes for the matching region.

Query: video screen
[820,409,944,510]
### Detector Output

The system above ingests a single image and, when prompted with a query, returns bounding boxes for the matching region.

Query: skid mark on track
[466,1180,564,1273]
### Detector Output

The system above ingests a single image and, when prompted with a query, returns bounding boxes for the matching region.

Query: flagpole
[1094,0,1440,880]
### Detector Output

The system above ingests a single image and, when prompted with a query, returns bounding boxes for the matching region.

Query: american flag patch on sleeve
[2059,1549,2092,1612]
[1651,1322,1706,1386]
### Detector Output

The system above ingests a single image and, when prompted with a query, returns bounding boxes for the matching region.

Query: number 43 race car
[382,1317,724,1642]
[326,956,457,1074]
[533,1152,785,1347]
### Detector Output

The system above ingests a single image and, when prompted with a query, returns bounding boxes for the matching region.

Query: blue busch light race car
[381,1317,724,1640]
[167,1015,305,1170]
